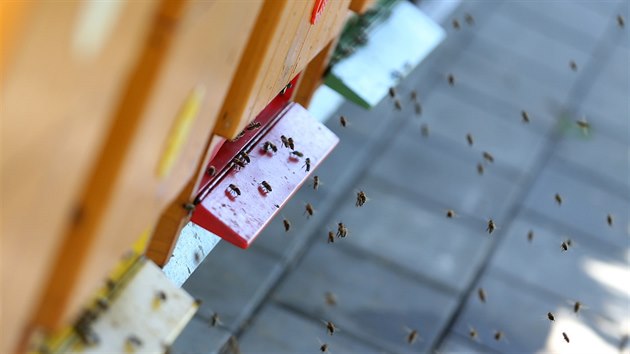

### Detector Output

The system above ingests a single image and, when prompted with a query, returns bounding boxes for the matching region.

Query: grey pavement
[173,1,629,353]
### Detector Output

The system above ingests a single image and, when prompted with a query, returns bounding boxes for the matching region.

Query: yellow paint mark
[157,85,206,179]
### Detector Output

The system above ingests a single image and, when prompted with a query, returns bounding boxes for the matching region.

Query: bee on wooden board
[446,209,457,218]
[607,213,613,226]
[452,18,461,30]
[327,231,335,243]
[478,288,487,303]
[313,176,320,191]
[356,190,367,207]
[228,184,241,196]
[325,321,337,336]
[211,313,222,327]
[482,151,494,163]
[447,74,455,86]
[304,158,311,172]
[486,219,496,234]
[337,222,348,238]
[562,332,570,343]
[618,14,625,28]
[283,219,291,232]
[477,163,484,175]
[260,180,272,193]
[324,291,337,306]
[262,141,277,153]
[466,133,474,146]
[521,110,530,123]
[339,115,348,127]
[555,193,563,205]
[464,13,475,26]
[527,230,534,242]
[305,203,314,218]
[291,150,304,158]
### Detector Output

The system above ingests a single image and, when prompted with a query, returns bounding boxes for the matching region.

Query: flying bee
[446,209,457,218]
[447,74,455,86]
[262,141,277,153]
[486,219,496,234]
[414,102,422,116]
[211,313,222,327]
[521,110,530,123]
[239,152,250,163]
[340,115,348,127]
[576,118,590,134]
[555,193,563,205]
[466,133,474,146]
[304,158,311,172]
[313,176,320,191]
[207,166,216,176]
[477,163,484,175]
[337,222,348,238]
[562,332,570,343]
[452,19,461,30]
[389,87,397,98]
[291,150,304,158]
[324,291,337,306]
[287,137,295,150]
[246,121,261,131]
[406,328,420,345]
[572,301,585,314]
[618,15,625,28]
[482,151,494,163]
[356,190,367,207]
[547,312,555,322]
[325,321,337,336]
[421,124,429,137]
[305,203,314,218]
[478,288,487,303]
[327,231,335,243]
[607,214,613,226]
[494,331,504,341]
[283,219,291,232]
[464,13,475,25]
[394,99,402,111]
[319,342,329,352]
[561,239,572,251]
[527,230,534,242]
[260,180,272,193]
[280,135,290,148]
[569,60,578,71]
[469,326,478,340]
[228,184,241,196]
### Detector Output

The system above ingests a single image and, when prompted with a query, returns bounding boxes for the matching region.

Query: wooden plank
[30,0,262,336]
[213,0,351,139]
[1,2,158,353]
[293,38,338,108]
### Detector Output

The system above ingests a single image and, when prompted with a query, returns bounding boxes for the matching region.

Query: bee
[281,135,290,148]
[555,193,563,205]
[211,313,222,327]
[313,176,320,191]
[486,219,496,234]
[576,118,590,135]
[494,331,505,341]
[305,203,314,218]
[466,133,474,146]
[230,130,245,142]
[527,230,534,242]
[394,99,402,111]
[291,150,304,158]
[569,60,578,71]
[262,141,277,153]
[452,19,461,30]
[573,301,583,314]
[464,13,475,26]
[356,190,367,207]
[561,239,572,251]
[607,214,613,226]
[410,90,418,101]
[477,163,484,175]
[618,15,625,28]
[246,121,261,131]
[421,124,429,137]
[446,209,456,218]
[337,222,348,238]
[447,74,455,86]
[389,87,397,98]
[325,321,337,336]
[228,184,241,196]
[156,290,167,302]
[406,329,419,344]
[478,288,487,303]
[125,335,143,349]
[260,180,272,193]
[562,332,570,343]
[283,219,291,232]
[207,166,216,176]
[482,151,494,163]
[469,326,478,340]
[324,291,337,306]
[521,110,530,123]
[547,312,555,321]
[288,137,295,150]
[340,115,348,127]
[320,343,329,352]
[194,252,201,264]
[414,102,422,116]
[304,158,311,172]
[327,231,335,243]
[233,157,247,169]
[239,152,250,163]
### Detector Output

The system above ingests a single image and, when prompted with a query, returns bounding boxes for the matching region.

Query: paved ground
[172,1,629,353]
